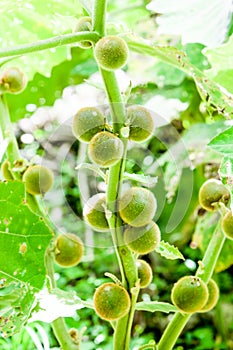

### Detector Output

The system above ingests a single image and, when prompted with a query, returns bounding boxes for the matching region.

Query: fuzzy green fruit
[199,279,219,313]
[94,283,130,320]
[222,210,233,240]
[83,193,109,232]
[72,107,105,142]
[23,165,54,195]
[94,36,129,71]
[119,187,157,227]
[55,233,84,267]
[0,67,26,94]
[88,131,124,168]
[199,179,230,211]
[127,105,154,142]
[171,276,209,314]
[124,221,161,255]
[74,16,92,48]
[136,259,153,288]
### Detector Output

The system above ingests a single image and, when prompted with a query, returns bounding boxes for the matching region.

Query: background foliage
[0,0,233,349]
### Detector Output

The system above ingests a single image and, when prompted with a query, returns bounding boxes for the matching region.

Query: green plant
[124,221,161,255]
[127,105,154,142]
[88,130,124,167]
[83,193,109,232]
[93,282,131,320]
[171,276,209,313]
[54,233,84,267]
[0,1,232,350]
[22,165,54,195]
[198,179,230,211]
[72,106,105,142]
[221,210,233,240]
[136,259,153,288]
[0,67,27,94]
[119,187,157,227]
[94,36,129,71]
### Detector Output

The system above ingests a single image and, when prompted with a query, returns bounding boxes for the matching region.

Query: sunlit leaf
[0,181,52,336]
[135,301,177,313]
[155,240,185,260]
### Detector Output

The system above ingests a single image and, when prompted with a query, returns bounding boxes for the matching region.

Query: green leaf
[123,172,158,187]
[125,35,233,118]
[192,212,233,272]
[0,181,52,336]
[0,0,83,80]
[135,301,177,313]
[208,126,233,156]
[155,240,184,260]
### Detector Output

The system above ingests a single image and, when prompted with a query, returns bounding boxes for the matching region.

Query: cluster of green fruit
[71,99,158,322]
[199,178,233,240]
[170,177,232,315]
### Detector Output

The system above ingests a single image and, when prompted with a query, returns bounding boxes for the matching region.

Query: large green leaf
[192,211,233,272]
[208,126,233,156]
[125,36,233,118]
[0,0,83,80]
[0,181,52,336]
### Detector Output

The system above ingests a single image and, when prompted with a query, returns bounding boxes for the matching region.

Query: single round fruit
[0,67,26,94]
[94,282,130,320]
[22,165,54,195]
[124,221,160,255]
[83,193,109,232]
[136,259,153,288]
[222,210,233,240]
[199,179,230,211]
[199,279,219,313]
[1,160,14,181]
[127,105,154,142]
[72,107,105,142]
[119,187,157,227]
[94,36,129,71]
[54,233,84,267]
[88,131,124,168]
[171,276,209,314]
[74,16,92,48]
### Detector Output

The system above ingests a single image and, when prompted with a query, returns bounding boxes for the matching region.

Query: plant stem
[0,32,99,59]
[92,0,107,36]
[0,95,21,178]
[157,221,226,350]
[44,248,79,350]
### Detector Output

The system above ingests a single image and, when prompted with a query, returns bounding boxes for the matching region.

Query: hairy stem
[92,0,107,36]
[0,32,99,59]
[157,221,226,350]
[45,248,79,350]
[0,94,21,179]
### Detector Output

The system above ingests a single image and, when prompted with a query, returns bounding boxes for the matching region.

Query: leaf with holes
[0,181,52,337]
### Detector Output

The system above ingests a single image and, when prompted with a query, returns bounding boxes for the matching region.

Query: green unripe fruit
[74,16,92,48]
[72,107,105,143]
[1,160,14,181]
[119,187,157,227]
[54,233,84,267]
[199,179,230,211]
[83,193,109,232]
[88,131,124,168]
[94,36,129,71]
[136,259,153,288]
[199,279,219,313]
[22,165,54,195]
[127,105,154,142]
[0,67,26,94]
[124,221,160,255]
[171,276,209,314]
[94,282,130,321]
[222,210,233,240]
